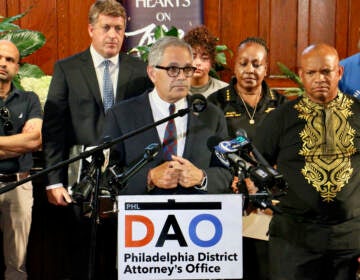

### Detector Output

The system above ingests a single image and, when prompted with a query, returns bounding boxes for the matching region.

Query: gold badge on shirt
[225,111,241,118]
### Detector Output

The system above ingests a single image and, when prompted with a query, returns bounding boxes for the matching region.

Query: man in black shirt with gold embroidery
[254,43,360,279]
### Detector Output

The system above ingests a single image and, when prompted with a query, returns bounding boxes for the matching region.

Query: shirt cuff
[46,183,64,190]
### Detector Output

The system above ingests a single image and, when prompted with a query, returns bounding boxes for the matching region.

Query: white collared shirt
[90,45,119,102]
[148,89,188,157]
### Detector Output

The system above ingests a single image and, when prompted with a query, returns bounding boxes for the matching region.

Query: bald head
[0,40,20,63]
[301,43,339,67]
[299,43,343,104]
[0,40,20,85]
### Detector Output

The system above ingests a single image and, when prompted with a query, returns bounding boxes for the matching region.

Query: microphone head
[144,143,160,158]
[190,94,207,113]
[235,128,248,138]
[206,135,230,167]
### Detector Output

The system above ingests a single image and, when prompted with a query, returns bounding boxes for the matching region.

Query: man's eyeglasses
[155,65,197,78]
[0,107,13,135]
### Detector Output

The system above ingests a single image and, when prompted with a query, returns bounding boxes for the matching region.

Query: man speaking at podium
[103,37,232,195]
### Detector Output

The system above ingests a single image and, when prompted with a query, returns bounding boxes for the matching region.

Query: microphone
[71,158,97,203]
[178,94,207,116]
[209,136,274,183]
[207,135,283,213]
[207,134,255,167]
[235,128,272,168]
[207,132,287,195]
[108,143,160,192]
[189,94,207,113]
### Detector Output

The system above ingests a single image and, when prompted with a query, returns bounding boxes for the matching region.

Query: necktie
[103,60,114,111]
[162,104,177,161]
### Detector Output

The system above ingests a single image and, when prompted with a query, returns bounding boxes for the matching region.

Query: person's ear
[147,65,156,83]
[338,65,344,79]
[298,68,304,81]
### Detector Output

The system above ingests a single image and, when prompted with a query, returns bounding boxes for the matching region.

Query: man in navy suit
[43,0,152,205]
[42,1,152,279]
[103,36,232,195]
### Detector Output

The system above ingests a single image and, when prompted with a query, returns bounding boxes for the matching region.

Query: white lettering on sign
[135,0,191,8]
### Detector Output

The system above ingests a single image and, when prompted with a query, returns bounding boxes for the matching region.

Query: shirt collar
[90,45,119,68]
[149,88,188,115]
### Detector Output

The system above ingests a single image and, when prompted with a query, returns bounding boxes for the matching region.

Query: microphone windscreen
[190,94,207,113]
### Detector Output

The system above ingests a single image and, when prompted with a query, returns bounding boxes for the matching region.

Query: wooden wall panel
[217,0,260,81]
[309,0,336,45]
[2,0,20,16]
[0,0,6,14]
[348,0,360,56]
[59,0,93,58]
[268,0,298,75]
[0,0,359,82]
[19,0,57,74]
[297,0,310,69]
[334,0,349,59]
[203,0,221,38]
[259,0,271,44]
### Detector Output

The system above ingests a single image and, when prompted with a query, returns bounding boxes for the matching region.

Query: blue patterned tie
[103,60,114,111]
[162,104,177,161]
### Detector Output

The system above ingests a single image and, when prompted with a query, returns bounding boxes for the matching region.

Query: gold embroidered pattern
[295,93,356,202]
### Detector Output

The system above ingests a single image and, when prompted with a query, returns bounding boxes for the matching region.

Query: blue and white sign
[117,194,243,279]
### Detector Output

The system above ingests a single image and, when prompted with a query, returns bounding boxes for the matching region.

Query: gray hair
[148,36,193,66]
[88,0,127,26]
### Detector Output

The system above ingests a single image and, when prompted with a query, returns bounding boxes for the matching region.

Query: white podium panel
[117,194,243,279]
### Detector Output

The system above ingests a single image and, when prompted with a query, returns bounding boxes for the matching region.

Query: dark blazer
[103,92,233,195]
[42,48,153,185]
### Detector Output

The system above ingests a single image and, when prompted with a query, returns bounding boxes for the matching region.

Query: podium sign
[117,194,243,279]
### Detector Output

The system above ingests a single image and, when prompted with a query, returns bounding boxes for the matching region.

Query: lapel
[135,93,162,145]
[115,53,133,102]
[182,95,198,158]
[79,49,104,111]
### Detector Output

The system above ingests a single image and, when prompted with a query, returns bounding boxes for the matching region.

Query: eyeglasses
[155,65,197,78]
[0,106,13,135]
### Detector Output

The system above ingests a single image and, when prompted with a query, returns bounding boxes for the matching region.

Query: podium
[117,194,243,280]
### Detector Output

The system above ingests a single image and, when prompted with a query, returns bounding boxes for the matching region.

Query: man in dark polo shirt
[0,40,42,279]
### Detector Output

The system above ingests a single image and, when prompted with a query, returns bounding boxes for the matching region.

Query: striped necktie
[103,60,114,111]
[162,104,177,161]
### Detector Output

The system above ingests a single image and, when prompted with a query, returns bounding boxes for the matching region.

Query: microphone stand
[0,102,200,280]
[0,107,191,195]
[108,143,160,194]
[88,149,104,280]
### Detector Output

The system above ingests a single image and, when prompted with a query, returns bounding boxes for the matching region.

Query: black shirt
[0,85,42,173]
[208,77,287,139]
[254,92,360,250]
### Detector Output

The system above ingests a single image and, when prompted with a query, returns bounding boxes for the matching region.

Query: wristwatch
[194,170,207,191]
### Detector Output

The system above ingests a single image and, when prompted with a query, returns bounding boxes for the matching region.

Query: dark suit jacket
[42,48,153,185]
[103,92,233,195]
